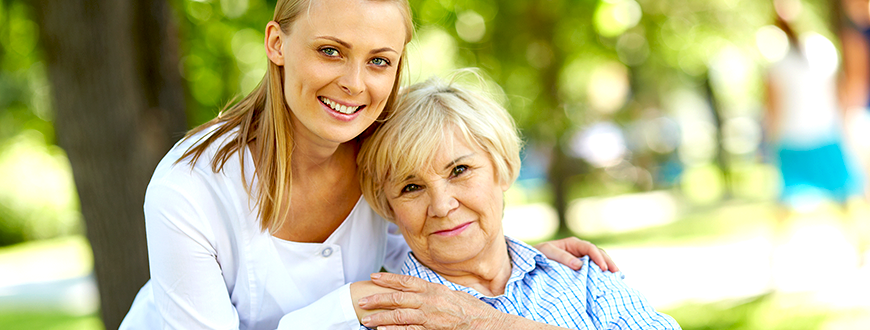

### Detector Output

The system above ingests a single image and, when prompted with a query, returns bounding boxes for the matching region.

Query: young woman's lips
[432,222,472,237]
[319,96,365,121]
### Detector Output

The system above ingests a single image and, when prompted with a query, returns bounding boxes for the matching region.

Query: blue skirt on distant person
[776,139,865,206]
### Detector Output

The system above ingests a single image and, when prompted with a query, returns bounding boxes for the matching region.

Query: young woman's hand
[350,280,399,321]
[535,237,619,272]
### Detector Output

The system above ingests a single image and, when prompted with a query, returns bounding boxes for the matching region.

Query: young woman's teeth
[320,97,360,115]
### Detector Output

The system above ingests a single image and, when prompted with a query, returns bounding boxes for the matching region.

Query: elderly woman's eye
[451,165,468,177]
[401,184,421,193]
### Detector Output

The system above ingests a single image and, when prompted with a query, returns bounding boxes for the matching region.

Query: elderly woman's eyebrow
[395,153,477,183]
[444,153,475,170]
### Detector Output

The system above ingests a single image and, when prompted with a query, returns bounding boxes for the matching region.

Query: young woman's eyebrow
[315,36,351,48]
[315,36,398,55]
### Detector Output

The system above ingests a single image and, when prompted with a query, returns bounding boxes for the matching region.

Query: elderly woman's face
[385,127,510,270]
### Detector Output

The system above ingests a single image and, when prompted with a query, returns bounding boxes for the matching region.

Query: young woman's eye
[451,165,468,177]
[370,57,390,67]
[320,47,339,57]
[401,184,422,193]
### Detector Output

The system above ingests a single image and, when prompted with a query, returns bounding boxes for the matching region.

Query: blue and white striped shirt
[397,236,680,329]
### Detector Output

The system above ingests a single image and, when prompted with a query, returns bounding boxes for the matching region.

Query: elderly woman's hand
[357,273,508,330]
[535,237,619,272]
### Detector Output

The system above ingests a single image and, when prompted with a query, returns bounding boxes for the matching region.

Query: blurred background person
[764,0,867,261]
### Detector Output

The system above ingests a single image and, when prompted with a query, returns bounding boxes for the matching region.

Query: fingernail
[571,259,582,269]
[371,273,382,279]
[361,316,371,324]
[358,297,368,305]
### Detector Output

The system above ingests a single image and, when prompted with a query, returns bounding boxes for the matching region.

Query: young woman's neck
[287,114,360,174]
[291,138,356,174]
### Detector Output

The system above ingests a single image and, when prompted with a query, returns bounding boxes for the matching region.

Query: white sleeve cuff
[276,283,359,330]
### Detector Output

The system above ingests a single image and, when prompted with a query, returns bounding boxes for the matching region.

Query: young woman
[120,0,615,329]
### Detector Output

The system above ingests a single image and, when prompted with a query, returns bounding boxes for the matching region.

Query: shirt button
[321,247,333,258]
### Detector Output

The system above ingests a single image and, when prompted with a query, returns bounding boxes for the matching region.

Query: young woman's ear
[265,21,285,66]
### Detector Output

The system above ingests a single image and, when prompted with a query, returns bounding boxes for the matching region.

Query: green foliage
[166,0,835,161]
[173,0,275,127]
[0,131,82,246]
[0,1,74,246]
[396,0,799,172]
[0,1,53,142]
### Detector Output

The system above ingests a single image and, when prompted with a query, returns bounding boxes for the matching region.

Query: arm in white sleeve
[383,222,411,273]
[276,283,360,330]
[144,177,241,329]
[147,162,382,330]
[277,223,404,329]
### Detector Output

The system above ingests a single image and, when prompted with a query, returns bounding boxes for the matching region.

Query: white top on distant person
[120,0,618,329]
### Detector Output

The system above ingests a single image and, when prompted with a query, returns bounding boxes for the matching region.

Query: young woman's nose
[338,62,364,96]
[427,184,459,218]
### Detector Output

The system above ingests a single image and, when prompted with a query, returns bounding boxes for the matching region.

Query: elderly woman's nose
[427,185,459,218]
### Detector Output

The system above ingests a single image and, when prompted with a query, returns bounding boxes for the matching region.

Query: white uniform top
[120,127,410,330]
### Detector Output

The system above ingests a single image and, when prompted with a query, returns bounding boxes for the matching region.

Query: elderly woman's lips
[432,222,472,237]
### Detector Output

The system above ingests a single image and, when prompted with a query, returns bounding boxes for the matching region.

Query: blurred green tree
[33,0,187,328]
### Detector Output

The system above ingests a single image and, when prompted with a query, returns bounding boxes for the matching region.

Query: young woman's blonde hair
[177,0,413,233]
[358,71,523,221]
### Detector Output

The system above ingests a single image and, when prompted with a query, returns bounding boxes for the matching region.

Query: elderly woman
[355,75,681,329]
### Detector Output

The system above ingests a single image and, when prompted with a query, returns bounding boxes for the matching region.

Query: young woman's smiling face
[385,128,510,272]
[267,0,407,146]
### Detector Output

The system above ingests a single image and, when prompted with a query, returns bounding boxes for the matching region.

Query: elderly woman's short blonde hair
[358,72,522,221]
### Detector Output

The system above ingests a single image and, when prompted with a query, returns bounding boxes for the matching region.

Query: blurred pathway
[0,274,98,315]
[607,214,870,329]
[0,236,99,316]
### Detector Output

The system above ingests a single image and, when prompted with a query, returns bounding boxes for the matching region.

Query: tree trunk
[548,142,572,235]
[704,72,731,199]
[33,0,187,328]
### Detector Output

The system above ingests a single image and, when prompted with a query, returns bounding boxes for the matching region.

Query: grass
[664,293,830,330]
[0,312,103,330]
